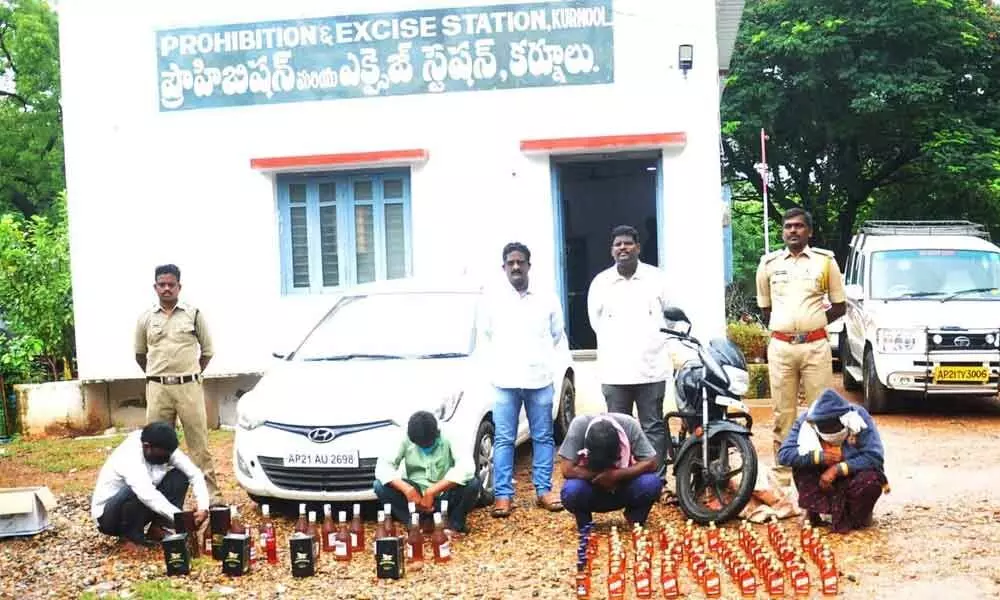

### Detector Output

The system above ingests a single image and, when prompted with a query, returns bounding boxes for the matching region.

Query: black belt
[147,374,201,385]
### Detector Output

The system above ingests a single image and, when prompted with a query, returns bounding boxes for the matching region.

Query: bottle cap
[338,510,347,522]
[262,504,269,517]
[411,513,420,525]
[377,510,385,521]
[433,512,443,525]
[408,501,416,514]
[299,503,306,514]
[308,511,316,522]
[324,504,331,516]
[353,503,361,514]
[441,499,449,512]
[383,503,392,515]
[229,506,237,518]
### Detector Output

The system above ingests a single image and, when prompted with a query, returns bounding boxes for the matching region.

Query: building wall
[59,0,726,381]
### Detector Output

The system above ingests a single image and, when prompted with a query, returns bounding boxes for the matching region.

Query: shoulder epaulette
[761,250,783,264]
[812,248,835,257]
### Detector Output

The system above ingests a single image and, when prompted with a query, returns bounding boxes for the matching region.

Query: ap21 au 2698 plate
[284,451,359,468]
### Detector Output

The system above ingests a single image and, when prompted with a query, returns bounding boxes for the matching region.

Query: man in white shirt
[587,225,671,476]
[480,242,566,517]
[91,422,209,549]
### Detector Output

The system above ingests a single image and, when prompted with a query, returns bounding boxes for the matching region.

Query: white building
[58,0,744,426]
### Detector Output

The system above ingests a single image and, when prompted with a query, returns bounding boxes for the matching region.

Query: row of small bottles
[572,519,839,599]
[286,500,452,564]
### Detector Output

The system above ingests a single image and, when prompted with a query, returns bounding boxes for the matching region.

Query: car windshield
[292,292,478,361]
[870,249,1000,300]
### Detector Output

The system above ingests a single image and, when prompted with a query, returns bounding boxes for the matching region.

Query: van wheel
[473,419,495,507]
[554,375,576,444]
[841,334,861,391]
[862,347,891,413]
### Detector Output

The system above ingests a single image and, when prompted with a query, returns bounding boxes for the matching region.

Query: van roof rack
[859,220,991,240]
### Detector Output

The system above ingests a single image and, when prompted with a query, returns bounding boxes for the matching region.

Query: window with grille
[277,170,411,293]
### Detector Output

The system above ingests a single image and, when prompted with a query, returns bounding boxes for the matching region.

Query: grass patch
[79,580,213,599]
[1,434,126,473]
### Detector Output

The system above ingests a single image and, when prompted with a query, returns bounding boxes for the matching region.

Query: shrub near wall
[726,321,768,363]
[747,363,770,400]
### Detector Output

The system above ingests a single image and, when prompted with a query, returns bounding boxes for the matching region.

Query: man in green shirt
[374,411,481,535]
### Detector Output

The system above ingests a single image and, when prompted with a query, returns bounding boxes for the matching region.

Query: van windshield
[870,249,1000,300]
[291,292,478,361]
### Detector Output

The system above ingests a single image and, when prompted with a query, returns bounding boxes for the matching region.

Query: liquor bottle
[800,522,815,553]
[260,504,278,564]
[574,560,590,598]
[229,506,245,534]
[703,560,722,598]
[374,510,388,556]
[737,562,756,598]
[706,521,720,553]
[607,560,625,600]
[247,525,258,566]
[440,499,450,531]
[431,512,451,563]
[791,560,811,597]
[766,559,785,597]
[306,511,319,558]
[350,503,364,552]
[406,512,424,562]
[661,560,680,599]
[383,503,395,537]
[820,557,839,596]
[334,511,352,561]
[634,558,652,598]
[321,504,335,553]
[294,503,308,534]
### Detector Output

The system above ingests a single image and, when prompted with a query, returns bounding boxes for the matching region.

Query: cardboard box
[162,533,191,576]
[375,536,406,580]
[222,533,250,576]
[0,486,58,538]
[289,533,315,577]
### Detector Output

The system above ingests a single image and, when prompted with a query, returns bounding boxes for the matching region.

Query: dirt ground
[1,375,999,599]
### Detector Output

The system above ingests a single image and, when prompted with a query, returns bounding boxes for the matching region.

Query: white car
[233,278,576,506]
[839,221,1000,412]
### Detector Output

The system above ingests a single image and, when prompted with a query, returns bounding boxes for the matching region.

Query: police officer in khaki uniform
[135,264,223,505]
[756,208,846,485]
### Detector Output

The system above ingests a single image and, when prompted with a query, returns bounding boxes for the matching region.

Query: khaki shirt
[135,302,213,376]
[756,246,845,333]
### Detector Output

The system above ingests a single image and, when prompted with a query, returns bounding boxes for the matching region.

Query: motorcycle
[661,306,758,524]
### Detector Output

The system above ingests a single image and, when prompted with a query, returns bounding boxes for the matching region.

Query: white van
[839,221,1000,412]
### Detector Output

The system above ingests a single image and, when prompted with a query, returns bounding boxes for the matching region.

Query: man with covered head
[777,388,889,532]
[374,410,481,536]
[557,413,663,531]
[90,421,209,549]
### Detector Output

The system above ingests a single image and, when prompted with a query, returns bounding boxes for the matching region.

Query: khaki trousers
[767,337,833,483]
[145,380,221,503]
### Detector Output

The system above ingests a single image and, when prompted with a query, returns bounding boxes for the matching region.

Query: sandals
[536,491,564,512]
[491,498,514,518]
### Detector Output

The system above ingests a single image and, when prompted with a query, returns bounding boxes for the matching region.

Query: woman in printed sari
[777,388,889,533]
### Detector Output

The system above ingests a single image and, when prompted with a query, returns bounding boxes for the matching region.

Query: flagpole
[759,128,770,255]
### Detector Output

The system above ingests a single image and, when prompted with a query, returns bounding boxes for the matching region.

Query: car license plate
[284,451,359,468]
[932,366,990,384]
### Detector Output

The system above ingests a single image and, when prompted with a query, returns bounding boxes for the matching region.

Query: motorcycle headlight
[722,365,749,397]
[876,329,925,353]
[236,394,266,430]
[434,392,463,422]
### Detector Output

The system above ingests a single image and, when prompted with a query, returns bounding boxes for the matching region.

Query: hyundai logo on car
[308,427,337,443]
[953,336,971,348]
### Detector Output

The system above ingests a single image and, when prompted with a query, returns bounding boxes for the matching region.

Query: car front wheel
[473,419,495,506]
[554,375,576,444]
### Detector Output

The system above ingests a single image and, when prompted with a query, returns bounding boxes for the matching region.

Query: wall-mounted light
[678,44,694,78]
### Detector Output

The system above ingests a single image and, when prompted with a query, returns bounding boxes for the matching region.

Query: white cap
[308,511,316,522]
[299,503,306,514]
[411,513,420,525]
[353,503,361,514]
[377,510,385,521]
[441,500,449,513]
[383,503,392,515]
[262,504,270,517]
[229,506,237,518]
[324,504,331,516]
[433,512,442,525]
[408,501,416,513]
[339,510,347,522]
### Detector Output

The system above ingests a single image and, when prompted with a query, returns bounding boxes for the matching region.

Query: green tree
[0,192,74,382]
[722,0,1000,264]
[0,0,63,218]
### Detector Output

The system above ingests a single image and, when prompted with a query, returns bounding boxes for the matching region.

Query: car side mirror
[845,284,863,302]
[272,351,287,360]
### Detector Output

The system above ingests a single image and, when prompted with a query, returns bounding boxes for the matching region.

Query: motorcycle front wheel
[674,431,757,524]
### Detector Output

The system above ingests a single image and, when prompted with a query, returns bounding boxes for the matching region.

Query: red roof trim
[520,132,687,154]
[250,148,429,171]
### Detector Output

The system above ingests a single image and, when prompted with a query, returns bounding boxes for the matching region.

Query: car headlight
[236,395,266,430]
[434,392,463,422]
[877,329,925,353]
[722,365,749,397]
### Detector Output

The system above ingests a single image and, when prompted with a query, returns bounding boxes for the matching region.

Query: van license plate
[932,366,990,383]
[285,451,359,468]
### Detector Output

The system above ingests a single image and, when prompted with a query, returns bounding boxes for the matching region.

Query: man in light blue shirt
[480,242,566,517]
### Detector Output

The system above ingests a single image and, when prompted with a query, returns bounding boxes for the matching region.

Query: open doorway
[556,152,660,350]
